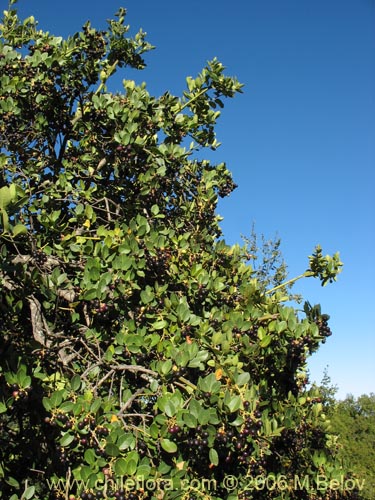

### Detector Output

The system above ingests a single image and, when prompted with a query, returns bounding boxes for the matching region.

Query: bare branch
[28,296,52,348]
[57,289,76,302]
[118,388,145,414]
[13,254,60,267]
[110,364,158,378]
[93,368,115,392]
[79,338,101,362]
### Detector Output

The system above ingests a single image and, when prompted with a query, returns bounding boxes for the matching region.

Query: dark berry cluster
[316,314,332,342]
[164,410,266,476]
[55,445,72,467]
[180,324,193,340]
[209,318,222,333]
[79,491,105,500]
[215,414,263,468]
[303,302,332,342]
[32,250,48,265]
[0,307,13,326]
[54,411,72,428]
[248,324,259,341]
[173,365,187,378]
[144,249,171,282]
[171,365,201,386]
[195,283,208,302]
[214,251,231,269]
[279,428,305,454]
[134,351,152,366]
[115,144,133,159]
[10,383,32,402]
[85,298,115,322]
[167,424,211,468]
[45,413,112,460]
[311,427,326,448]
[218,179,237,197]
[289,338,308,361]
[232,326,242,338]
[28,43,54,55]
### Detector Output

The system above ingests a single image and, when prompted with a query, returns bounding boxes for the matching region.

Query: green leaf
[183,413,197,428]
[70,375,81,391]
[137,463,151,477]
[6,476,20,488]
[312,451,327,467]
[19,373,31,387]
[90,398,102,413]
[158,397,176,418]
[82,288,97,301]
[60,432,75,447]
[140,288,155,304]
[42,397,52,411]
[276,321,288,333]
[226,395,242,413]
[105,442,120,457]
[12,223,27,236]
[125,459,137,475]
[0,402,7,413]
[80,465,94,481]
[114,457,127,475]
[98,272,112,294]
[161,359,172,375]
[85,204,94,219]
[259,335,272,348]
[235,372,250,387]
[59,401,75,412]
[150,422,159,439]
[113,254,132,270]
[1,207,10,231]
[151,204,160,215]
[49,390,64,408]
[188,349,209,368]
[152,319,167,330]
[21,485,36,500]
[84,448,96,465]
[161,439,177,453]
[116,432,135,450]
[198,373,221,393]
[0,186,12,209]
[209,448,219,466]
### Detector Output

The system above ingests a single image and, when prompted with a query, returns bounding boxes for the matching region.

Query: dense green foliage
[317,376,375,500]
[331,394,375,500]
[0,3,358,500]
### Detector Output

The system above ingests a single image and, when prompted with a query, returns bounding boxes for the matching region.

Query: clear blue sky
[14,0,375,399]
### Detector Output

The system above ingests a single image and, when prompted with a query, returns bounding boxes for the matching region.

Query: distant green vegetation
[317,373,375,500]
[331,394,375,500]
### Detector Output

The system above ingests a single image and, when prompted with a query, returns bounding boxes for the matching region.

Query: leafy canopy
[0,3,355,500]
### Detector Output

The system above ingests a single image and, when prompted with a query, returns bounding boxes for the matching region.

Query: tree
[312,372,374,500]
[1,3,356,500]
[314,368,338,412]
[332,395,375,500]
[241,226,289,293]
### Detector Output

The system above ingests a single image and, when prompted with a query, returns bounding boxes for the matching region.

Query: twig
[93,369,115,392]
[109,364,158,378]
[103,196,112,222]
[79,338,101,362]
[118,388,145,415]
